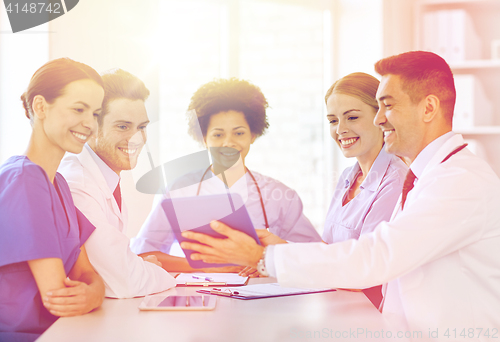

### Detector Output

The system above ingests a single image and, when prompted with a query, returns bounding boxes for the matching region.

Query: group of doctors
[0,50,499,342]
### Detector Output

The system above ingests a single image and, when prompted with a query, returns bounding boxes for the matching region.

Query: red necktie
[113,183,122,212]
[373,143,468,311]
[401,169,416,210]
[362,285,384,312]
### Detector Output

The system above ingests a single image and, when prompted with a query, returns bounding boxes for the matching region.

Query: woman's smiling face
[326,93,383,161]
[40,79,104,155]
[204,110,256,169]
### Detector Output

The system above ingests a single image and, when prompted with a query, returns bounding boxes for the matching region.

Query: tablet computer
[139,295,216,311]
[161,193,261,268]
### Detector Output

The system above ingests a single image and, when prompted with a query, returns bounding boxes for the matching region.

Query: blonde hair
[325,72,379,110]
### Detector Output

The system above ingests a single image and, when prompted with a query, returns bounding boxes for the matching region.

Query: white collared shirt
[322,146,407,244]
[85,144,120,195]
[267,133,500,335]
[410,131,454,178]
[59,145,176,298]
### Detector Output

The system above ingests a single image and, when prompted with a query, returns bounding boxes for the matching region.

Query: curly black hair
[187,78,269,143]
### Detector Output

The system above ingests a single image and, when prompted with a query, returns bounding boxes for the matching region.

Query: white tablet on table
[139,294,216,311]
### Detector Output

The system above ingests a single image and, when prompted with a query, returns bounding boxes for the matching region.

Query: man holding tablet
[59,69,176,298]
[161,193,261,269]
[180,51,500,334]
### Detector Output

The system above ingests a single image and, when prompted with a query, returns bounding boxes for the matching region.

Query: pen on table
[192,275,213,281]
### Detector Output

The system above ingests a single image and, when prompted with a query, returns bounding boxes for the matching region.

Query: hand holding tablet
[161,193,261,268]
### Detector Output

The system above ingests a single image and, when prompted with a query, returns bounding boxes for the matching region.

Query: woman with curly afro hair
[131,78,322,274]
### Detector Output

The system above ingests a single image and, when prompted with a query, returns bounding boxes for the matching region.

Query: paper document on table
[176,273,249,287]
[198,283,335,299]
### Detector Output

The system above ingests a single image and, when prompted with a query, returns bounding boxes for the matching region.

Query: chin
[225,157,240,166]
[340,149,357,159]
[217,155,239,166]
[385,144,405,159]
[67,145,85,155]
[125,154,140,166]
[219,161,237,171]
[383,143,396,154]
[120,161,135,171]
[128,160,139,170]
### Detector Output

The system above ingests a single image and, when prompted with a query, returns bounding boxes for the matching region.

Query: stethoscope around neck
[196,165,269,229]
[138,143,270,229]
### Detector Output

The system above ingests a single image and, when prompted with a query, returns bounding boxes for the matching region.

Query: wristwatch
[256,246,269,276]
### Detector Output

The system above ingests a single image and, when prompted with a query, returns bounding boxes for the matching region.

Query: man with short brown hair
[59,68,176,298]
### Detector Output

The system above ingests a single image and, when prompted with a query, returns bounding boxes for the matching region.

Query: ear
[32,95,47,120]
[250,133,257,144]
[422,95,440,123]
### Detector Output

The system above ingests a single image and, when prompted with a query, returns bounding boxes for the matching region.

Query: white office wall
[336,0,384,77]
[382,0,415,57]
[0,0,387,238]
[0,10,49,164]
[331,0,385,177]
[48,0,162,236]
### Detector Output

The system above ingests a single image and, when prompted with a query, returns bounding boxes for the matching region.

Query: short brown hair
[187,78,269,143]
[375,51,456,123]
[99,68,150,125]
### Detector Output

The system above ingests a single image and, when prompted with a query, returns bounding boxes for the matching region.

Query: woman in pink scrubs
[0,58,105,341]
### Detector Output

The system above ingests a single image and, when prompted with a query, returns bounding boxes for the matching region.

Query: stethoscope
[196,165,269,229]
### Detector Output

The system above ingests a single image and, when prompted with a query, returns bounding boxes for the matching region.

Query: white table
[38,277,409,342]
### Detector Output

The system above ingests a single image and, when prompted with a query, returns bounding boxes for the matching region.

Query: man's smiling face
[90,98,149,174]
[374,74,425,161]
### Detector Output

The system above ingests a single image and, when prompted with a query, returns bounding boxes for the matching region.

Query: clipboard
[197,283,336,300]
[175,273,249,287]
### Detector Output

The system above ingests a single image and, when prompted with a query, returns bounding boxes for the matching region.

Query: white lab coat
[272,134,500,338]
[59,146,176,298]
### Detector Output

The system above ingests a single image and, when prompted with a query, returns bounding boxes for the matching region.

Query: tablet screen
[161,194,261,268]
[159,296,207,308]
[139,295,216,311]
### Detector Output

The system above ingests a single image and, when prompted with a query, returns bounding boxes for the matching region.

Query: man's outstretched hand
[180,221,264,268]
